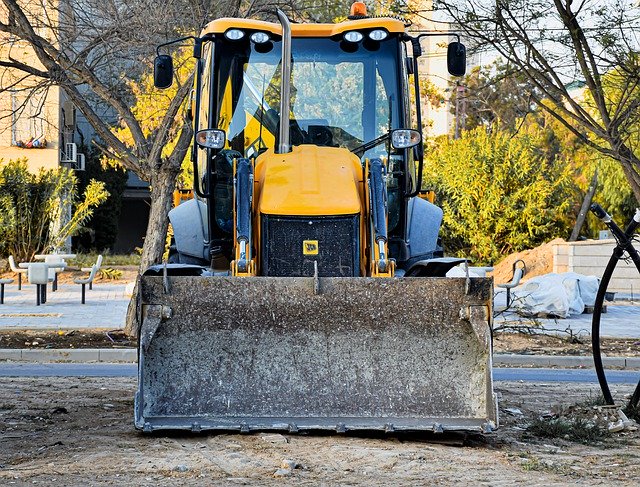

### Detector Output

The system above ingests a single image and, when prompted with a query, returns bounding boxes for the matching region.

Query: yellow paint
[255,145,363,216]
[201,17,406,38]
[172,189,193,207]
[302,240,319,255]
[420,190,436,203]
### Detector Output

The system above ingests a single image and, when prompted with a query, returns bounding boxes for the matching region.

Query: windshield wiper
[351,132,389,158]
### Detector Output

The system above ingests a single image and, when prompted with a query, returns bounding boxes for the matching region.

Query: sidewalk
[0,282,132,330]
[494,289,640,338]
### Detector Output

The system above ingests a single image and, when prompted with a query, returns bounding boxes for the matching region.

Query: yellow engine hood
[256,145,363,216]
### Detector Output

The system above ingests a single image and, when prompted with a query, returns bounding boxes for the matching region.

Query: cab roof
[200,17,407,38]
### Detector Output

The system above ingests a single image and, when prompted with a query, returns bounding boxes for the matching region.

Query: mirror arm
[157,35,203,59]
[405,32,463,198]
[407,45,423,198]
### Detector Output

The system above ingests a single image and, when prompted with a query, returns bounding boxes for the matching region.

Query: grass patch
[527,417,609,444]
[73,252,140,267]
[577,391,608,408]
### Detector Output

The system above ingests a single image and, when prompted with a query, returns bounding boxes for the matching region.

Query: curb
[0,348,136,363]
[0,349,639,369]
[494,354,640,369]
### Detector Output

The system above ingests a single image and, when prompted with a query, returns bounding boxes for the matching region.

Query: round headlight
[343,31,364,43]
[224,29,245,41]
[368,29,388,41]
[250,32,270,44]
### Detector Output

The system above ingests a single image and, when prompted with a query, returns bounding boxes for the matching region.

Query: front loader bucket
[135,276,497,433]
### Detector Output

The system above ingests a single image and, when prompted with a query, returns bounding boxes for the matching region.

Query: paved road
[0,363,638,384]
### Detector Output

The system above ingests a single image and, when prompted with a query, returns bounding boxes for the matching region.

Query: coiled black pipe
[590,204,640,409]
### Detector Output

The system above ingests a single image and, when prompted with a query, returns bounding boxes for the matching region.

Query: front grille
[261,215,360,277]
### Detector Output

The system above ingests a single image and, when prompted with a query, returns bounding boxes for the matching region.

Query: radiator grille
[261,215,360,277]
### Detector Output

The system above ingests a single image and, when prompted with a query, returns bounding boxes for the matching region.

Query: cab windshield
[210,36,401,158]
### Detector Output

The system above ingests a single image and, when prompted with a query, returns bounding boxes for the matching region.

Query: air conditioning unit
[61,142,77,163]
[76,153,86,171]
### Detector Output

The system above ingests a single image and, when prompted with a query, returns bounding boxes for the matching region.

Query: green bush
[0,159,108,262]
[424,127,578,264]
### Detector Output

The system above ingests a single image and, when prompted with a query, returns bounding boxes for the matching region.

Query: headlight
[343,31,363,43]
[391,129,421,149]
[224,29,245,41]
[195,129,226,149]
[250,32,270,43]
[368,29,388,41]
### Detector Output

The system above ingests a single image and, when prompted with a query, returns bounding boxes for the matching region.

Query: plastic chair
[27,263,49,305]
[80,255,103,290]
[43,255,67,291]
[0,278,13,304]
[8,256,28,290]
[74,265,99,304]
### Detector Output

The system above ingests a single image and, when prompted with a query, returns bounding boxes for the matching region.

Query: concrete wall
[553,239,640,294]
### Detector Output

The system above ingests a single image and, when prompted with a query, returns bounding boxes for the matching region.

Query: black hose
[591,250,622,405]
[590,204,640,410]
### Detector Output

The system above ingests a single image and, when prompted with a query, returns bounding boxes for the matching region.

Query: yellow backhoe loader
[135,3,497,434]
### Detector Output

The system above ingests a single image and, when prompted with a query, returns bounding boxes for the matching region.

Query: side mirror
[154,55,174,89]
[195,129,226,149]
[391,129,421,149]
[447,42,466,77]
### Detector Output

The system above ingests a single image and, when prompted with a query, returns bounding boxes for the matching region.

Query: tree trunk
[124,164,181,337]
[569,170,598,241]
[140,168,181,269]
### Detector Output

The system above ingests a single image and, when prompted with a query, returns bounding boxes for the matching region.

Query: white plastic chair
[8,256,28,290]
[0,277,13,304]
[80,255,103,290]
[74,265,99,304]
[27,263,49,305]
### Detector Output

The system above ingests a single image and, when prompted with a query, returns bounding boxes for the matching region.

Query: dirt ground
[1,377,638,486]
[492,238,563,284]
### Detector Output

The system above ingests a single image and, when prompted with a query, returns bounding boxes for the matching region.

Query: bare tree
[437,0,640,203]
[0,0,349,272]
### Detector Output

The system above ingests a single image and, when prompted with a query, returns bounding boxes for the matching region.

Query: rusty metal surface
[135,276,497,433]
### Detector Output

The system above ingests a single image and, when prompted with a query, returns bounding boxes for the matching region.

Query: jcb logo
[303,240,319,255]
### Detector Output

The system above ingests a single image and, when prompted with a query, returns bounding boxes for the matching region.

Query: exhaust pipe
[276,9,291,154]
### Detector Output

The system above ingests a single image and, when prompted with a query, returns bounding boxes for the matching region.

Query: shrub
[0,159,108,262]
[423,127,577,264]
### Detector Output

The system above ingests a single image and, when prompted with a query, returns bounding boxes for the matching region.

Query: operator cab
[154,8,466,270]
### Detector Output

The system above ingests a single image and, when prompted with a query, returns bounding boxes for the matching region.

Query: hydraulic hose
[590,204,640,409]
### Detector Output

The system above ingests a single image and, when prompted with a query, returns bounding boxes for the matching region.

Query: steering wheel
[308,126,334,146]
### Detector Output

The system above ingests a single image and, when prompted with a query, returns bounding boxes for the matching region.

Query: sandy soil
[492,238,563,284]
[1,377,639,486]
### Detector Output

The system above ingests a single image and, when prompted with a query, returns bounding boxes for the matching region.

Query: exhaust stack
[276,9,291,154]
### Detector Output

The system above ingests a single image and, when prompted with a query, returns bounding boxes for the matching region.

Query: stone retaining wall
[553,239,640,294]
